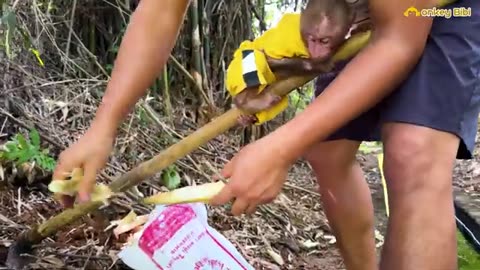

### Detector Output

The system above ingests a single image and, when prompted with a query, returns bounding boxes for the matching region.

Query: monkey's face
[301,16,350,60]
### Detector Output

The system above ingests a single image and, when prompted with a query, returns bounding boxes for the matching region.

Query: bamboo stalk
[162,66,173,123]
[189,0,213,108]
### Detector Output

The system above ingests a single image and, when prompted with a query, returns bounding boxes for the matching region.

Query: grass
[458,231,480,269]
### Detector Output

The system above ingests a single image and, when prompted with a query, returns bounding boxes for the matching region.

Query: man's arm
[92,0,190,135]
[268,0,436,161]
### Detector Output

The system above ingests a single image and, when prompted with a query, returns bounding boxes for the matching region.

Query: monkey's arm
[232,86,288,125]
[263,0,436,163]
[267,57,334,78]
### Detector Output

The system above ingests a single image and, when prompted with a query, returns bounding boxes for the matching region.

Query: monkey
[227,0,355,126]
[269,0,354,76]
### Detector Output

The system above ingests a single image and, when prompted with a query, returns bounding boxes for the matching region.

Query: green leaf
[161,166,181,190]
[6,149,23,160]
[16,153,30,165]
[34,153,56,172]
[29,129,41,148]
[4,142,18,152]
[33,141,55,170]
[16,134,28,150]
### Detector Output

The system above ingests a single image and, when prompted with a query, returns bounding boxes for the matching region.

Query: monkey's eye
[318,37,330,44]
[310,36,330,45]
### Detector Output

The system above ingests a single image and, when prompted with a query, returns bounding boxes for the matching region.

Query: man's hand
[52,125,115,207]
[209,137,291,216]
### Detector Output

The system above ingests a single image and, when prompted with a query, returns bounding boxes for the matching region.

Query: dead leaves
[105,210,149,239]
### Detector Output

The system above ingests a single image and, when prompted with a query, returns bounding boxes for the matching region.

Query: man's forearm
[271,37,427,162]
[92,0,190,134]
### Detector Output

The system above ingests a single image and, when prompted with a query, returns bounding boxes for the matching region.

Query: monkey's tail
[454,200,480,253]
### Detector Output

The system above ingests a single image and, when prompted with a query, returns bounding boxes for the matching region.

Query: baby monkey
[234,0,354,125]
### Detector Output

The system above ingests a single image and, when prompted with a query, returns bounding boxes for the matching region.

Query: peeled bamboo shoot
[143,181,226,205]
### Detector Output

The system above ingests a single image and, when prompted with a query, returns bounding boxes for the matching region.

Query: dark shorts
[314,0,480,159]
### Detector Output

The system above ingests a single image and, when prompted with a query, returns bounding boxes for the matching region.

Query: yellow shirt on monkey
[226,13,309,125]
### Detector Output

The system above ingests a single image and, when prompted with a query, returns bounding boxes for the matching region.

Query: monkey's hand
[306,58,336,73]
[238,115,258,127]
[234,89,282,113]
[233,87,283,125]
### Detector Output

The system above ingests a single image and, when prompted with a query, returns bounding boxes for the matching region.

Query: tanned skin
[234,0,354,125]
[54,0,458,269]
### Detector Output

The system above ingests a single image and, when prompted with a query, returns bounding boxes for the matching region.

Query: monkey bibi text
[404,6,471,19]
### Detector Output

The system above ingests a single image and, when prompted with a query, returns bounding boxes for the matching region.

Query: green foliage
[161,165,181,190]
[105,27,126,74]
[1,2,17,57]
[358,142,383,154]
[0,129,56,171]
[458,231,480,269]
[137,106,152,126]
[288,83,314,115]
[0,3,44,66]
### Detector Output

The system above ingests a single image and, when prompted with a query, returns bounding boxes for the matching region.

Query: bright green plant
[0,129,56,171]
[458,231,480,269]
[161,164,182,190]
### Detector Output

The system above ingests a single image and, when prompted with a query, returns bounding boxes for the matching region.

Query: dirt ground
[0,115,479,269]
